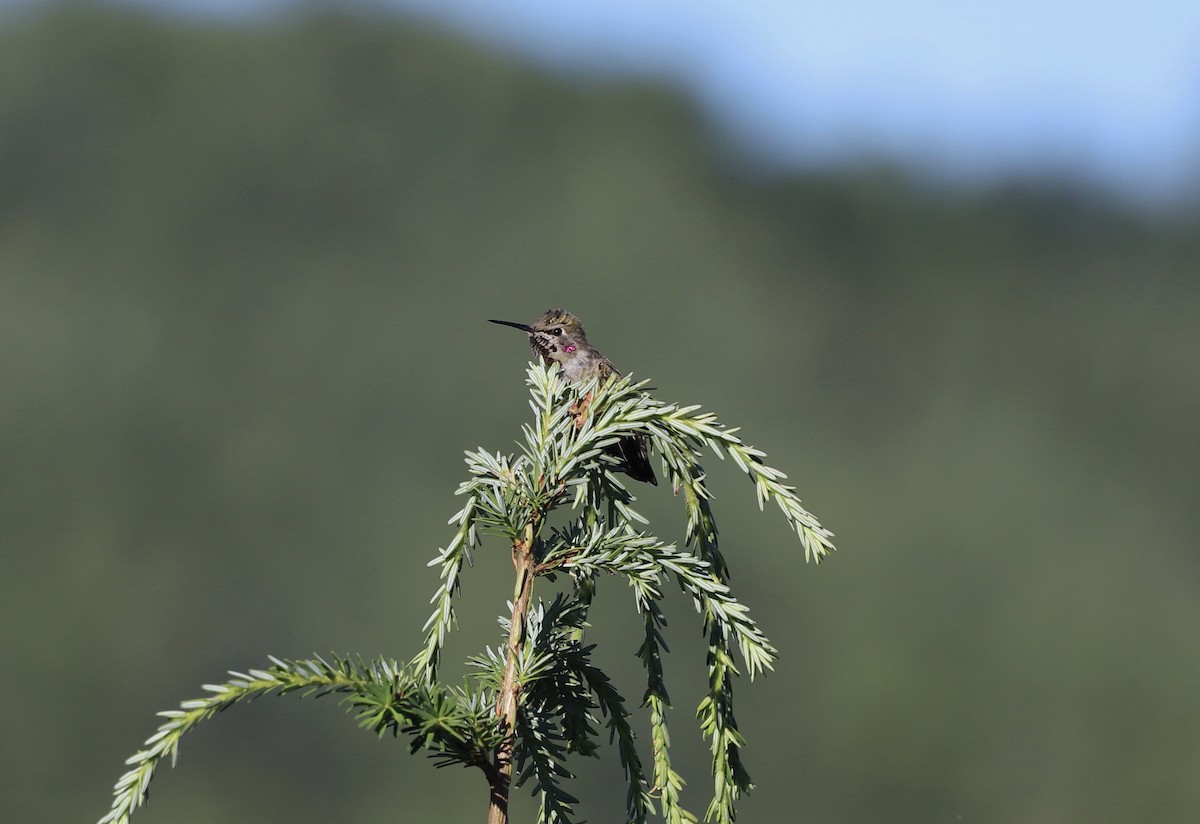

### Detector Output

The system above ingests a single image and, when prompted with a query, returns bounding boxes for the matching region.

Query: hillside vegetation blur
[3,7,1198,824]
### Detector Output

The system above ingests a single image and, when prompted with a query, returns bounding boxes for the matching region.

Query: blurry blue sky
[10,0,1200,200]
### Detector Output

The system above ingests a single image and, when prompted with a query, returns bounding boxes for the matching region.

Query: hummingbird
[489,309,657,485]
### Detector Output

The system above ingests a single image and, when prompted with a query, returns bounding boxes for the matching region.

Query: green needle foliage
[97,655,502,824]
[98,361,834,824]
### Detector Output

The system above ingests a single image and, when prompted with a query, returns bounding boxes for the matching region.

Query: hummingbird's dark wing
[596,357,656,484]
[612,434,657,485]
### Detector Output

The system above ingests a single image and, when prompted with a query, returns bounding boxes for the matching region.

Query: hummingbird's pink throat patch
[564,345,576,353]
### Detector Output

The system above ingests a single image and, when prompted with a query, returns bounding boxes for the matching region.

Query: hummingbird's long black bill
[488,319,534,332]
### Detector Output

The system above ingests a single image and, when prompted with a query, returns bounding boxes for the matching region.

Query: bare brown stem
[486,521,538,824]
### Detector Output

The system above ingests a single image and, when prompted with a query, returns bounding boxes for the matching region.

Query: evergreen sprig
[97,655,501,824]
[410,362,833,822]
[99,359,834,824]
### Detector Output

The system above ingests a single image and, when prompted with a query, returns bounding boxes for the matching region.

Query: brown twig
[486,520,539,824]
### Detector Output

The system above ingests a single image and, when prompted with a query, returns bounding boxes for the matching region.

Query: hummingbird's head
[489,309,589,368]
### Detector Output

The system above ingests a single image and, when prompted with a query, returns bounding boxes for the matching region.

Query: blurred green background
[3,5,1199,823]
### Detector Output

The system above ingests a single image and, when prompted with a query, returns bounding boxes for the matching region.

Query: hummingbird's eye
[550,328,563,336]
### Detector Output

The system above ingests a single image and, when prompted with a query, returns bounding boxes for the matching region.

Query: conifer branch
[97,656,497,824]
[100,359,835,824]
[640,603,697,824]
